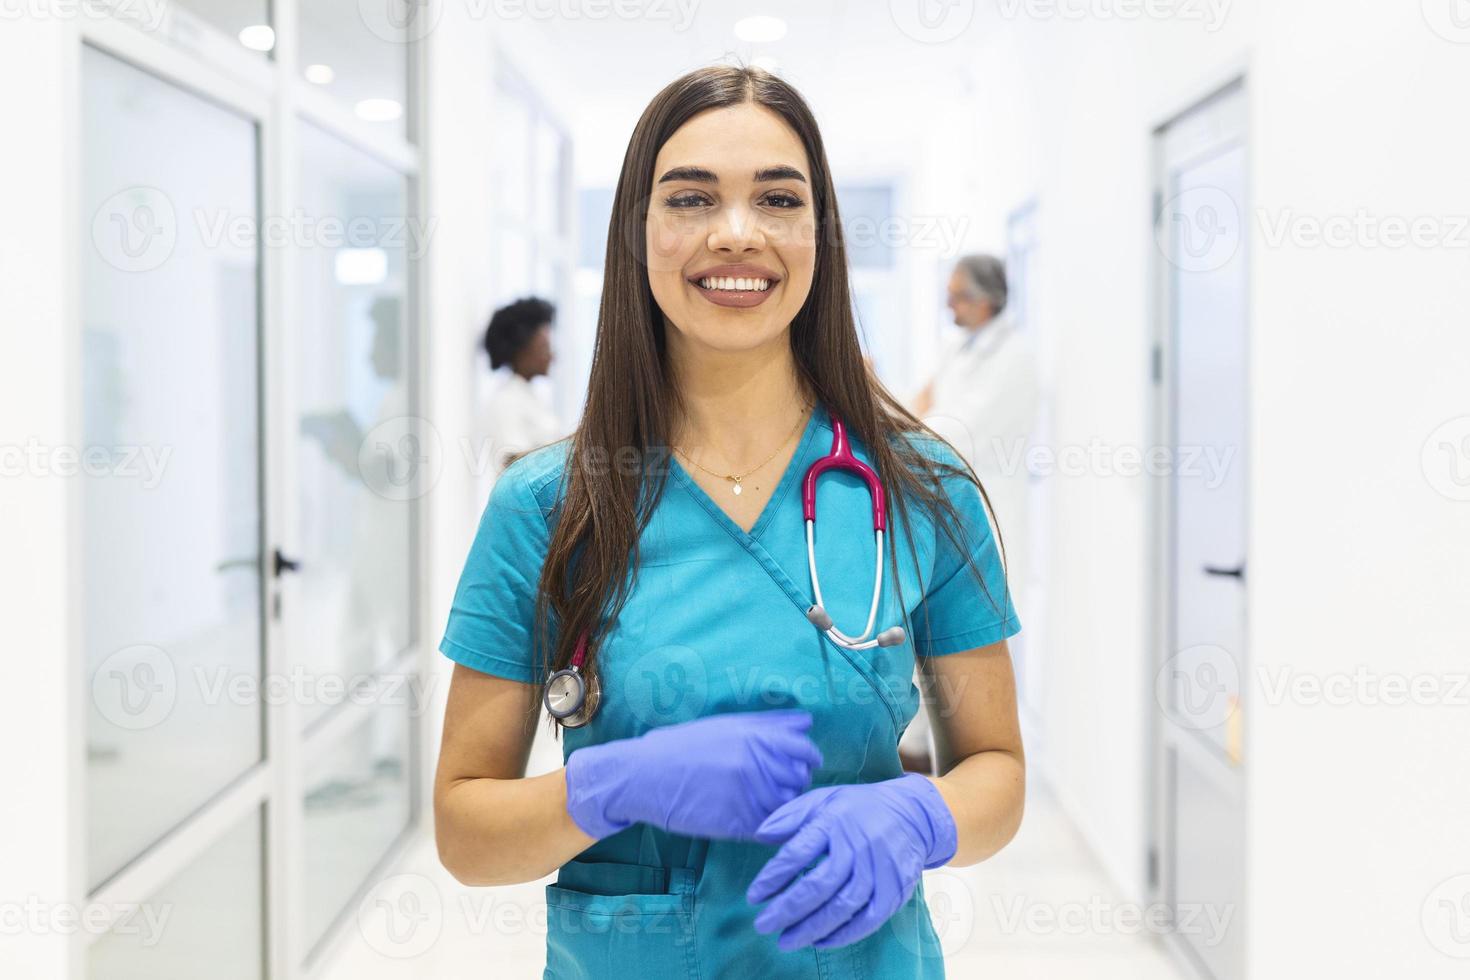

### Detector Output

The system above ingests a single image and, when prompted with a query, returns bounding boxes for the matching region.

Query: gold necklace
[674,400,812,496]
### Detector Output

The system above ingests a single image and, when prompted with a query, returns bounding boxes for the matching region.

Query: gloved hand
[564,709,824,841]
[745,772,958,951]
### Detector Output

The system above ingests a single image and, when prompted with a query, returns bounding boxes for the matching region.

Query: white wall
[963,2,1470,975]
[0,18,80,980]
[1246,3,1470,976]
[418,11,504,784]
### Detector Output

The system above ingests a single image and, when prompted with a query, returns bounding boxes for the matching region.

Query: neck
[666,329,810,465]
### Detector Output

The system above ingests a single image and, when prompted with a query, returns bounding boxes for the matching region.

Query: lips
[686,264,781,309]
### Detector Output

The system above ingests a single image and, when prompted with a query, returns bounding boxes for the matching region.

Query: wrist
[564,743,632,840]
[897,772,959,869]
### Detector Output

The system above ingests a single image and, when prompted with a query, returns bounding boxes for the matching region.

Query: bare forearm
[435,768,595,886]
[925,748,1024,867]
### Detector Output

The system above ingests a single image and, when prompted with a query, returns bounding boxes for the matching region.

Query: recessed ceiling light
[304,64,335,85]
[334,248,388,286]
[735,15,786,43]
[355,98,403,123]
[238,24,275,52]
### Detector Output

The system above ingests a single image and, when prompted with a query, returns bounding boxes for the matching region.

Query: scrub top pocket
[543,860,700,980]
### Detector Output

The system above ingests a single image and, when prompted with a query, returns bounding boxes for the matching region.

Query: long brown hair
[528,64,1007,733]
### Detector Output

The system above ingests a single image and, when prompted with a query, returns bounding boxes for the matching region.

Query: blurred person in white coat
[903,255,1037,772]
[481,296,565,484]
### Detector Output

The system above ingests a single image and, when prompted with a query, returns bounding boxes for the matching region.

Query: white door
[1150,80,1248,980]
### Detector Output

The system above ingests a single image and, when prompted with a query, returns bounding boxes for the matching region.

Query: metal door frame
[69,7,430,979]
[1146,72,1251,980]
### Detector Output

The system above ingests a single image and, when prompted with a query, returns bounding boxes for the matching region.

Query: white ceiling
[497,1,1004,180]
[519,1,1000,95]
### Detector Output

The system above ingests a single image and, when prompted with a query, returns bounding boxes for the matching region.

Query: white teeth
[697,276,771,292]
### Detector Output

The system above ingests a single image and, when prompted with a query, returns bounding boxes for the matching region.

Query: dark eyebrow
[756,165,807,184]
[656,165,807,185]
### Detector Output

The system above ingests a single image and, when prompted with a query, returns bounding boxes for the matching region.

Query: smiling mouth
[687,275,778,293]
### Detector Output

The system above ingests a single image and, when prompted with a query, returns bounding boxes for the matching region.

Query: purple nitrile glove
[745,772,958,952]
[564,709,824,841]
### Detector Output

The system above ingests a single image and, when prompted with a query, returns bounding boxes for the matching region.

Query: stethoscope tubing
[805,523,890,650]
[546,412,905,726]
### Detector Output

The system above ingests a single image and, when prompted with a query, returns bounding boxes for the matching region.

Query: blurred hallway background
[3,2,1468,978]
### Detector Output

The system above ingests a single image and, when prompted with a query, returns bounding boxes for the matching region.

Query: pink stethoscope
[544,414,906,728]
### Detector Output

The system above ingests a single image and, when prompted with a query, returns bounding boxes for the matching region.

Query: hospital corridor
[2,2,1467,979]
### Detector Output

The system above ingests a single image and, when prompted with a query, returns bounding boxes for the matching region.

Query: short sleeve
[907,446,1021,657]
[437,462,551,683]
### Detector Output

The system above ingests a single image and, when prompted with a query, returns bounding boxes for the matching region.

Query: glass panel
[81,46,262,889]
[296,122,415,730]
[89,808,264,980]
[836,185,896,269]
[302,704,413,954]
[577,187,613,269]
[299,0,411,138]
[173,0,274,57]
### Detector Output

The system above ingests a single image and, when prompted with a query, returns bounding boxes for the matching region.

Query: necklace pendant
[731,481,743,496]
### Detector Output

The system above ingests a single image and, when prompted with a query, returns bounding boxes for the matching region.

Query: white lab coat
[482,367,564,484]
[902,315,1038,764]
[924,315,1038,586]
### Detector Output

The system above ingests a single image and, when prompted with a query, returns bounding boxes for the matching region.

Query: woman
[481,295,563,482]
[434,65,1024,979]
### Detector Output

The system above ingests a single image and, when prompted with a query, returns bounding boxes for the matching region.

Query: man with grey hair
[902,253,1038,774]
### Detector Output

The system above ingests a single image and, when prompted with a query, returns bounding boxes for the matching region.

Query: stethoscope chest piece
[544,632,600,728]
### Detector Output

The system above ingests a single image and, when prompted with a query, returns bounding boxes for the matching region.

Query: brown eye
[665,192,710,209]
[764,192,804,209]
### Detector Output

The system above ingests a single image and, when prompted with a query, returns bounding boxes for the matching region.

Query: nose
[706,200,765,253]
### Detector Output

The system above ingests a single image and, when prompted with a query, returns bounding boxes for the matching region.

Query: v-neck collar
[670,399,828,542]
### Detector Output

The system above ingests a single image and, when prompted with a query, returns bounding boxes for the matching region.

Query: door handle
[273,548,302,578]
[215,556,258,573]
[1203,562,1245,580]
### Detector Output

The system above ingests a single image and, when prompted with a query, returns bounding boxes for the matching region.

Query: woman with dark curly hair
[482,295,562,479]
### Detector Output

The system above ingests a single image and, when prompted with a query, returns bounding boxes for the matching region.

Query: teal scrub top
[439,399,1020,980]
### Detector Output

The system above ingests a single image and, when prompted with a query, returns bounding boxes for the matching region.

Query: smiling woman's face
[645,101,817,354]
